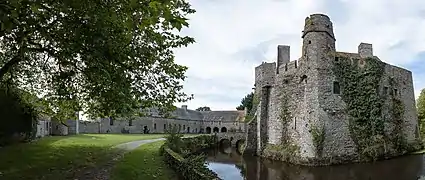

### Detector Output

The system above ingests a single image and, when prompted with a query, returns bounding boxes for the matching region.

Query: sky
[173,0,425,111]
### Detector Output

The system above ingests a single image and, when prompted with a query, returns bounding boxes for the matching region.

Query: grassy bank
[111,141,178,180]
[0,134,165,180]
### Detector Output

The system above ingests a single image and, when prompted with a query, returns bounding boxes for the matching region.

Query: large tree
[0,0,195,121]
[236,92,254,113]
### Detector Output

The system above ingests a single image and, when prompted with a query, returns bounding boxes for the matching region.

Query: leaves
[236,92,254,112]
[0,0,196,121]
[195,106,211,111]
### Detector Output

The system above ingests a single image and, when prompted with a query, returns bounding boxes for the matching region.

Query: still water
[205,145,425,180]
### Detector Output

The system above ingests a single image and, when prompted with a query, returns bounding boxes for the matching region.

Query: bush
[162,128,219,180]
[0,86,38,146]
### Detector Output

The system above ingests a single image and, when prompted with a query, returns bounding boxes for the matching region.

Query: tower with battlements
[245,14,422,166]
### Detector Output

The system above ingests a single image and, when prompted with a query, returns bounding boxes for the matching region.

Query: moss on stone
[262,143,300,162]
[310,124,325,158]
[279,93,291,144]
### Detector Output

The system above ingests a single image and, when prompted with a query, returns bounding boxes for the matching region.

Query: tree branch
[0,53,22,80]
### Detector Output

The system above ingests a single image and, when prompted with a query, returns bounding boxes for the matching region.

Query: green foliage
[195,106,211,111]
[390,86,408,153]
[418,89,425,137]
[0,0,196,121]
[333,57,386,160]
[332,56,411,160]
[263,143,300,162]
[279,93,291,144]
[164,124,185,153]
[236,92,254,112]
[310,124,325,157]
[243,93,259,122]
[162,134,218,180]
[0,85,38,145]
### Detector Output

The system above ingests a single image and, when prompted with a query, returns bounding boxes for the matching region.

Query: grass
[0,134,166,180]
[111,140,178,180]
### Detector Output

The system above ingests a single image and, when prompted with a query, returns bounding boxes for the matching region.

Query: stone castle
[245,14,421,165]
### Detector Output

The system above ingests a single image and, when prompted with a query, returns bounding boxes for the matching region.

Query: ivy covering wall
[332,56,415,160]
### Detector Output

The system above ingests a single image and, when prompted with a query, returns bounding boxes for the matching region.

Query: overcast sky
[173,0,425,111]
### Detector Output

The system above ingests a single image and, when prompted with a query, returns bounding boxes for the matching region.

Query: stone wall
[68,112,246,135]
[249,13,421,166]
[36,120,51,138]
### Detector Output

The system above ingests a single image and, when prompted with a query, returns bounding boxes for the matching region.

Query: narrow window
[294,117,297,130]
[129,119,133,126]
[394,89,398,96]
[110,117,114,126]
[333,82,341,94]
[183,125,186,130]
[154,123,157,130]
[308,40,312,44]
[285,64,288,71]
[300,75,307,83]
[163,124,166,130]
[295,61,298,68]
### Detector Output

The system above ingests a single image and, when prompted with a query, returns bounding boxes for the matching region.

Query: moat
[205,144,425,180]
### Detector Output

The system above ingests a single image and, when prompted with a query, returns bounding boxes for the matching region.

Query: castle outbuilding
[244,13,422,165]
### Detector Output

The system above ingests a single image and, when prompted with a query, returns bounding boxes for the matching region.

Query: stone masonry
[66,105,247,135]
[245,13,421,166]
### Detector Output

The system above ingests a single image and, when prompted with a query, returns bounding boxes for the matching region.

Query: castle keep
[245,14,421,165]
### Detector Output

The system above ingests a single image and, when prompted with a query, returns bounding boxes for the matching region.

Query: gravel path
[73,138,166,180]
[114,138,166,151]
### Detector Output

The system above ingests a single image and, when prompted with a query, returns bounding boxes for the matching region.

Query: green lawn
[0,134,165,180]
[111,140,178,180]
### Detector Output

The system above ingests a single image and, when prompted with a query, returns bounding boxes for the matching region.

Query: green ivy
[389,77,408,153]
[332,57,387,160]
[161,134,219,180]
[310,124,325,157]
[279,93,291,144]
[244,93,260,123]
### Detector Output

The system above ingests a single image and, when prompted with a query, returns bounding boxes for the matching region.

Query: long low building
[65,105,247,134]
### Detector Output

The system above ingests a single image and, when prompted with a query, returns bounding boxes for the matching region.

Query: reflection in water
[205,145,425,180]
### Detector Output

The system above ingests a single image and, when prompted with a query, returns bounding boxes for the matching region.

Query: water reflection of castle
[206,145,425,180]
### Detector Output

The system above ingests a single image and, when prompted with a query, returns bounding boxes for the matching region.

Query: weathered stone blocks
[247,13,422,166]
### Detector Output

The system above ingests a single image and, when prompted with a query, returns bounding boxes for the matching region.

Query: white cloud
[174,0,425,110]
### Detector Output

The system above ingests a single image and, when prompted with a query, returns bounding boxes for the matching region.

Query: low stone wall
[163,147,219,180]
[161,135,220,180]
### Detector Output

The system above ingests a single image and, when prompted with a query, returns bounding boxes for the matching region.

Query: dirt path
[114,138,165,151]
[72,138,165,180]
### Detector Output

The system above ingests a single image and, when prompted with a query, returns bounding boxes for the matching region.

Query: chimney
[181,105,187,110]
[358,43,373,58]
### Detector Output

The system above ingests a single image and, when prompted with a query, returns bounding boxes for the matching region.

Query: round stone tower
[301,13,336,64]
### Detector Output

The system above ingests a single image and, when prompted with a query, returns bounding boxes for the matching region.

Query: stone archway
[221,127,227,133]
[206,127,212,134]
[213,127,219,133]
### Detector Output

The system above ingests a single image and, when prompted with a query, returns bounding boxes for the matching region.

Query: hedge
[161,135,221,180]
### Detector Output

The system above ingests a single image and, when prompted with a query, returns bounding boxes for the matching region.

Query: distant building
[66,105,246,134]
